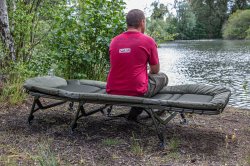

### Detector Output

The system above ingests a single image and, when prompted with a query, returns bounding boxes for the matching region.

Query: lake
[158,40,250,109]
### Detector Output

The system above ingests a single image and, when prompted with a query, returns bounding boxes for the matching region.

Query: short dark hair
[126,9,145,28]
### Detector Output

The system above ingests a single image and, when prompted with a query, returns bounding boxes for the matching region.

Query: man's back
[106,31,158,96]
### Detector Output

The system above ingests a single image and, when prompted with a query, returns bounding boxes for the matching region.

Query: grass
[0,144,33,165]
[36,141,59,166]
[246,153,250,165]
[102,138,121,146]
[168,137,180,151]
[0,76,26,105]
[166,151,181,160]
[0,156,17,166]
[131,132,143,156]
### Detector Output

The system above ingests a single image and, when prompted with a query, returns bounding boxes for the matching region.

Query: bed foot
[158,132,166,149]
[27,96,40,124]
[70,122,77,132]
[70,102,83,131]
[68,102,74,111]
[28,115,34,124]
[106,105,113,116]
[180,113,188,125]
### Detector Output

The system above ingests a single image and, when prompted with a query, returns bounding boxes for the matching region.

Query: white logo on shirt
[119,48,131,53]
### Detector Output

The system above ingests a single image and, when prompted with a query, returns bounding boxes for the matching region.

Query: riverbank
[0,98,249,165]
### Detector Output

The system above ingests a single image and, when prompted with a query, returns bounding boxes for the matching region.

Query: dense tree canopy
[174,0,196,39]
[223,9,250,39]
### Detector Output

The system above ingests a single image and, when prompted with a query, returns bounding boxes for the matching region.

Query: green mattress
[23,76,231,114]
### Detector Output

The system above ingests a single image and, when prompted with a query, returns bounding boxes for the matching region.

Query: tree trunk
[0,0,16,62]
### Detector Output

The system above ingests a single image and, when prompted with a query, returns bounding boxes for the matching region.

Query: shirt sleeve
[148,39,159,65]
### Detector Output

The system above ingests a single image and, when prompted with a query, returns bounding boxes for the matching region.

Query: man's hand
[149,64,160,74]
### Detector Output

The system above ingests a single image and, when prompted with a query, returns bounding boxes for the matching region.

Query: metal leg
[28,96,66,125]
[70,102,84,131]
[68,102,74,111]
[107,105,113,116]
[146,109,166,148]
[28,96,40,124]
[180,113,188,125]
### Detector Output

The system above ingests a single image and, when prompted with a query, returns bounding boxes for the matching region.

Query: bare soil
[0,98,250,166]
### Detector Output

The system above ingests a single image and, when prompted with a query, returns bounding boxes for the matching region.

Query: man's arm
[149,64,160,74]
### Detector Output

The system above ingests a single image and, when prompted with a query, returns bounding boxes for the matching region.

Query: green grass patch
[168,137,181,151]
[167,151,181,160]
[0,77,27,105]
[131,132,143,156]
[102,138,121,146]
[35,142,59,166]
[246,153,250,165]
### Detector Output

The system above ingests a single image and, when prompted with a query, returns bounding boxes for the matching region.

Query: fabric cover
[23,76,231,112]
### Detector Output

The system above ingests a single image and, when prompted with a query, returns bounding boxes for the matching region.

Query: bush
[48,0,126,80]
[223,10,250,39]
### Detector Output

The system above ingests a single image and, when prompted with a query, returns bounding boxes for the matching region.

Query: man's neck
[127,27,141,33]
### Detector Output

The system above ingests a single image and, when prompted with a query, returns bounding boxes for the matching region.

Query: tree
[228,0,250,13]
[0,0,15,63]
[148,1,177,42]
[146,18,177,43]
[151,1,169,20]
[189,0,228,38]
[223,9,250,39]
[174,0,197,39]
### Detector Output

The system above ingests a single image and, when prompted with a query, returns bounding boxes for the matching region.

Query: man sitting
[106,9,168,120]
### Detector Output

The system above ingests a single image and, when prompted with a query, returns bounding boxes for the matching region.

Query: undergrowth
[0,77,27,105]
[36,141,59,166]
[0,63,35,105]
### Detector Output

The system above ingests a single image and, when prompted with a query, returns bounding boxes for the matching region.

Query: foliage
[0,63,35,104]
[146,18,177,43]
[48,0,126,80]
[189,0,228,39]
[3,0,125,80]
[246,27,250,39]
[228,0,250,14]
[6,0,62,63]
[222,10,250,39]
[174,1,197,39]
[0,0,126,105]
[150,1,169,20]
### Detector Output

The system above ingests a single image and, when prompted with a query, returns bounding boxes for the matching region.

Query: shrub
[48,0,126,80]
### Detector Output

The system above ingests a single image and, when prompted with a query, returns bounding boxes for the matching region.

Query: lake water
[158,40,250,109]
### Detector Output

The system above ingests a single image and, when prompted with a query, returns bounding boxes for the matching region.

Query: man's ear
[141,19,145,25]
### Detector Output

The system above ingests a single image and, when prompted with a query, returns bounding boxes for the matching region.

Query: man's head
[126,9,146,33]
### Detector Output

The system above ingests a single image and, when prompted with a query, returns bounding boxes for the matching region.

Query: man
[106,9,168,120]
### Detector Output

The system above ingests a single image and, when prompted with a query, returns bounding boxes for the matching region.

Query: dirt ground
[0,98,249,166]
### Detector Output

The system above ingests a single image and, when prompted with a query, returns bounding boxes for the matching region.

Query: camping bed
[23,76,231,147]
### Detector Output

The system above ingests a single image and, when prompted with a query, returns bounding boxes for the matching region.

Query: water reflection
[158,40,250,109]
